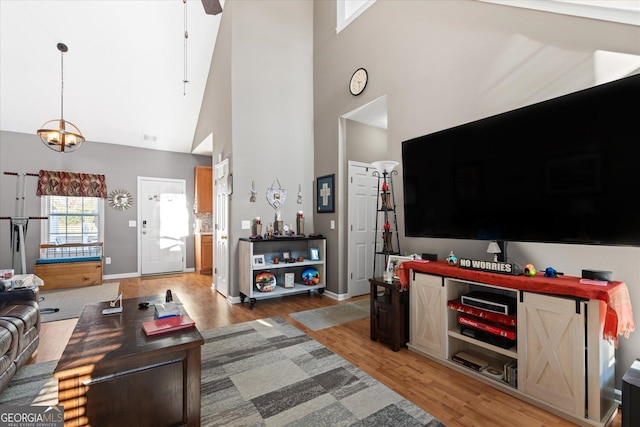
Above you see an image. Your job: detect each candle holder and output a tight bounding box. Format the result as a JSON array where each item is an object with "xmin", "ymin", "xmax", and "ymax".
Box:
[
  {"xmin": 380, "ymin": 191, "xmax": 391, "ymax": 210},
  {"xmin": 274, "ymin": 221, "xmax": 283, "ymax": 235},
  {"xmin": 296, "ymin": 217, "xmax": 305, "ymax": 236},
  {"xmin": 382, "ymin": 231, "xmax": 394, "ymax": 252}
]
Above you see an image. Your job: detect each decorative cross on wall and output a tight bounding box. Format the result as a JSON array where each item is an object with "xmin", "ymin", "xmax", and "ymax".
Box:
[{"xmin": 320, "ymin": 183, "xmax": 331, "ymax": 207}]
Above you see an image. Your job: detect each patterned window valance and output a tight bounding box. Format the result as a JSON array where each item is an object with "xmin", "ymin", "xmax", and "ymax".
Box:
[{"xmin": 36, "ymin": 170, "xmax": 108, "ymax": 198}]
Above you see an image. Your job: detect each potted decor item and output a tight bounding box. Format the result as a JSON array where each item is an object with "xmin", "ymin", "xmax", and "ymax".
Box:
[
  {"xmin": 253, "ymin": 217, "xmax": 262, "ymax": 237},
  {"xmin": 296, "ymin": 211, "xmax": 305, "ymax": 236},
  {"xmin": 382, "ymin": 221, "xmax": 393, "ymax": 252},
  {"xmin": 380, "ymin": 181, "xmax": 391, "ymax": 210}
]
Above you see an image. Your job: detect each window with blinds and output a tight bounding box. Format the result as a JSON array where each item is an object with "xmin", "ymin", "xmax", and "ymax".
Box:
[{"xmin": 41, "ymin": 196, "xmax": 104, "ymax": 245}]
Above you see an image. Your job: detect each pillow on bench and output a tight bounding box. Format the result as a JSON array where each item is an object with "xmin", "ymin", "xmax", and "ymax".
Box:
[{"xmin": 35, "ymin": 256, "xmax": 101, "ymax": 265}]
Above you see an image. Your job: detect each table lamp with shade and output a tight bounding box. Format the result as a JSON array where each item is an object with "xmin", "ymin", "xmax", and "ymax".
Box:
[{"xmin": 487, "ymin": 240, "xmax": 501, "ymax": 262}]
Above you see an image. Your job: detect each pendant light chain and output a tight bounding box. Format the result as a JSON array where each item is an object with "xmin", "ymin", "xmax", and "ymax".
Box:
[
  {"xmin": 60, "ymin": 46, "xmax": 64, "ymax": 123},
  {"xmin": 183, "ymin": 0, "xmax": 189, "ymax": 97}
]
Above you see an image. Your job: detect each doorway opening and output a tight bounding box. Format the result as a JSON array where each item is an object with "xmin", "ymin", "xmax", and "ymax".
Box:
[{"xmin": 342, "ymin": 95, "xmax": 388, "ymax": 297}]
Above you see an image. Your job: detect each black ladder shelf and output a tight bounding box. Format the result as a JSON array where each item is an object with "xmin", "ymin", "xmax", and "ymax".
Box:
[{"xmin": 372, "ymin": 167, "xmax": 400, "ymax": 277}]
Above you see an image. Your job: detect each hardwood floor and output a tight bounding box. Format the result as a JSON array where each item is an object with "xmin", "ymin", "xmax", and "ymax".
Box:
[{"xmin": 32, "ymin": 273, "xmax": 622, "ymax": 427}]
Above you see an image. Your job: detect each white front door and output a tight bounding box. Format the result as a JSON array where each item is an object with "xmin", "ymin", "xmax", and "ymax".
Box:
[
  {"xmin": 348, "ymin": 162, "xmax": 378, "ymax": 296},
  {"xmin": 139, "ymin": 177, "xmax": 187, "ymax": 275},
  {"xmin": 214, "ymin": 158, "xmax": 230, "ymax": 297}
]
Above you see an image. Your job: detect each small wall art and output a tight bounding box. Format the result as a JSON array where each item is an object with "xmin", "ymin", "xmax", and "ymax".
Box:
[
  {"xmin": 316, "ymin": 174, "xmax": 335, "ymax": 213},
  {"xmin": 266, "ymin": 178, "xmax": 286, "ymax": 209}
]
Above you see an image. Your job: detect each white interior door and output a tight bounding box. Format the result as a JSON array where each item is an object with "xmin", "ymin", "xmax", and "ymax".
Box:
[
  {"xmin": 214, "ymin": 158, "xmax": 230, "ymax": 297},
  {"xmin": 348, "ymin": 162, "xmax": 378, "ymax": 296},
  {"xmin": 139, "ymin": 177, "xmax": 187, "ymax": 275}
]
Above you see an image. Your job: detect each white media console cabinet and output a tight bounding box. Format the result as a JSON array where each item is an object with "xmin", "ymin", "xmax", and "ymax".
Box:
[{"xmin": 405, "ymin": 260, "xmax": 633, "ymax": 427}]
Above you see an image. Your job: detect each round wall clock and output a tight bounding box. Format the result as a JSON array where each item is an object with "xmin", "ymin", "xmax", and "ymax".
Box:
[
  {"xmin": 108, "ymin": 189, "xmax": 133, "ymax": 210},
  {"xmin": 349, "ymin": 68, "xmax": 368, "ymax": 96}
]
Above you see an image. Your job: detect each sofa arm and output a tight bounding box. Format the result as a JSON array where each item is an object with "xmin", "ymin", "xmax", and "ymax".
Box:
[{"xmin": 0, "ymin": 287, "xmax": 40, "ymax": 305}]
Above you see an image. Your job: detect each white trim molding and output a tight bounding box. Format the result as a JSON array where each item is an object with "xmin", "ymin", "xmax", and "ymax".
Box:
[{"xmin": 478, "ymin": 0, "xmax": 640, "ymax": 26}]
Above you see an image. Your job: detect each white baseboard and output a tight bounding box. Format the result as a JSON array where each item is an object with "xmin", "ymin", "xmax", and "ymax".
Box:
[
  {"xmin": 103, "ymin": 272, "xmax": 139, "ymax": 281},
  {"xmin": 105, "ymin": 268, "xmax": 195, "ymax": 281}
]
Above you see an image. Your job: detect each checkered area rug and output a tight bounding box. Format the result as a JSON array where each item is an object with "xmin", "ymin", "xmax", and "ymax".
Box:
[
  {"xmin": 1, "ymin": 317, "xmax": 446, "ymax": 426},
  {"xmin": 200, "ymin": 317, "xmax": 446, "ymax": 426}
]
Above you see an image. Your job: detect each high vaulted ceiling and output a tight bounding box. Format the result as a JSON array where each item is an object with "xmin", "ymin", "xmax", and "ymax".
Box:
[{"xmin": 0, "ymin": 0, "xmax": 222, "ymax": 155}]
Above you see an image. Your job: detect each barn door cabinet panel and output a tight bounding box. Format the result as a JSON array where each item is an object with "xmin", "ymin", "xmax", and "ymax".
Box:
[{"xmin": 408, "ymin": 272, "xmax": 446, "ymax": 359}]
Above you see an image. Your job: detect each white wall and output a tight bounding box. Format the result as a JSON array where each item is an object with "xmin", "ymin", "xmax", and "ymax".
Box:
[{"xmin": 228, "ymin": 0, "xmax": 315, "ymax": 298}]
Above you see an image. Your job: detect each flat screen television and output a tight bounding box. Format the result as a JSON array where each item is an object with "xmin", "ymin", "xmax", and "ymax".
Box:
[{"xmin": 402, "ymin": 74, "xmax": 640, "ymax": 246}]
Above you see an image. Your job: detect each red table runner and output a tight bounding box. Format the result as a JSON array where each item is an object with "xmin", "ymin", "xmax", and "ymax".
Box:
[{"xmin": 404, "ymin": 260, "xmax": 635, "ymax": 348}]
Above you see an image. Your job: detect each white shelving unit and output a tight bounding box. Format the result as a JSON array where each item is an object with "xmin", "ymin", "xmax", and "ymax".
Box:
[{"xmin": 238, "ymin": 237, "xmax": 326, "ymax": 309}]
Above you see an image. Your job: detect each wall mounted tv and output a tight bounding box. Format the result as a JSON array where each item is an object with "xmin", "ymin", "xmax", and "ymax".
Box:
[{"xmin": 402, "ymin": 74, "xmax": 640, "ymax": 246}]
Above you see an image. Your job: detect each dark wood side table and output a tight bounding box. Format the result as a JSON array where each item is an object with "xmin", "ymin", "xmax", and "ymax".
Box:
[{"xmin": 369, "ymin": 277, "xmax": 409, "ymax": 352}]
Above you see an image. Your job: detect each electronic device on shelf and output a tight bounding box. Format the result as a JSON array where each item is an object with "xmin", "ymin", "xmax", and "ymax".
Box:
[
  {"xmin": 451, "ymin": 351, "xmax": 489, "ymax": 371},
  {"xmin": 460, "ymin": 325, "xmax": 516, "ymax": 349},
  {"xmin": 460, "ymin": 291, "xmax": 516, "ymax": 315}
]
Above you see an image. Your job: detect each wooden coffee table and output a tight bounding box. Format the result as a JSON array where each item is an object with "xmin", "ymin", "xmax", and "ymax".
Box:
[{"xmin": 54, "ymin": 294, "xmax": 203, "ymax": 427}]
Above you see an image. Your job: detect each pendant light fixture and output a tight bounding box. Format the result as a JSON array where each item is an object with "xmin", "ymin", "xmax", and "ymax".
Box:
[{"xmin": 37, "ymin": 42, "xmax": 85, "ymax": 153}]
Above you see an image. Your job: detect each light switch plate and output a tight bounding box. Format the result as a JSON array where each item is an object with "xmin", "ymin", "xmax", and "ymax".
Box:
[
  {"xmin": 241, "ymin": 220, "xmax": 251, "ymax": 230},
  {"xmin": 129, "ymin": 220, "xmax": 136, "ymax": 227},
  {"xmin": 330, "ymin": 220, "xmax": 335, "ymax": 229}
]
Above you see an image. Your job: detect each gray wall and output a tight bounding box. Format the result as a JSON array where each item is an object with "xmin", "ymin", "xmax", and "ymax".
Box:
[
  {"xmin": 345, "ymin": 119, "xmax": 387, "ymax": 164},
  {"xmin": 192, "ymin": 0, "xmax": 232, "ymax": 156},
  {"xmin": 312, "ymin": 1, "xmax": 639, "ymax": 388},
  {"xmin": 0, "ymin": 131, "xmax": 211, "ymax": 277}
]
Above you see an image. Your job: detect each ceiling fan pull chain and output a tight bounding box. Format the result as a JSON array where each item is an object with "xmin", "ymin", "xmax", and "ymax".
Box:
[{"xmin": 183, "ymin": 0, "xmax": 189, "ymax": 97}]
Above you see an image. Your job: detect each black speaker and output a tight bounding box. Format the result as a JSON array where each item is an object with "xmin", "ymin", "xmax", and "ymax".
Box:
[
  {"xmin": 622, "ymin": 360, "xmax": 640, "ymax": 427},
  {"xmin": 582, "ymin": 269, "xmax": 613, "ymax": 282}
]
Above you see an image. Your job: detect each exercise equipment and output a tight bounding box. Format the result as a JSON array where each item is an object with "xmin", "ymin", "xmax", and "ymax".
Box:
[{"xmin": 1, "ymin": 172, "xmax": 47, "ymax": 274}]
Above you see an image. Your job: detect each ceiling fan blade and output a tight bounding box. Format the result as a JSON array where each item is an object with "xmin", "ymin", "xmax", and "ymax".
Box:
[{"xmin": 201, "ymin": 0, "xmax": 223, "ymax": 15}]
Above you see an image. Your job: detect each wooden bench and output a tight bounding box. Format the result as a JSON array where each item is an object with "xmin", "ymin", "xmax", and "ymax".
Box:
[{"xmin": 34, "ymin": 243, "xmax": 103, "ymax": 290}]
